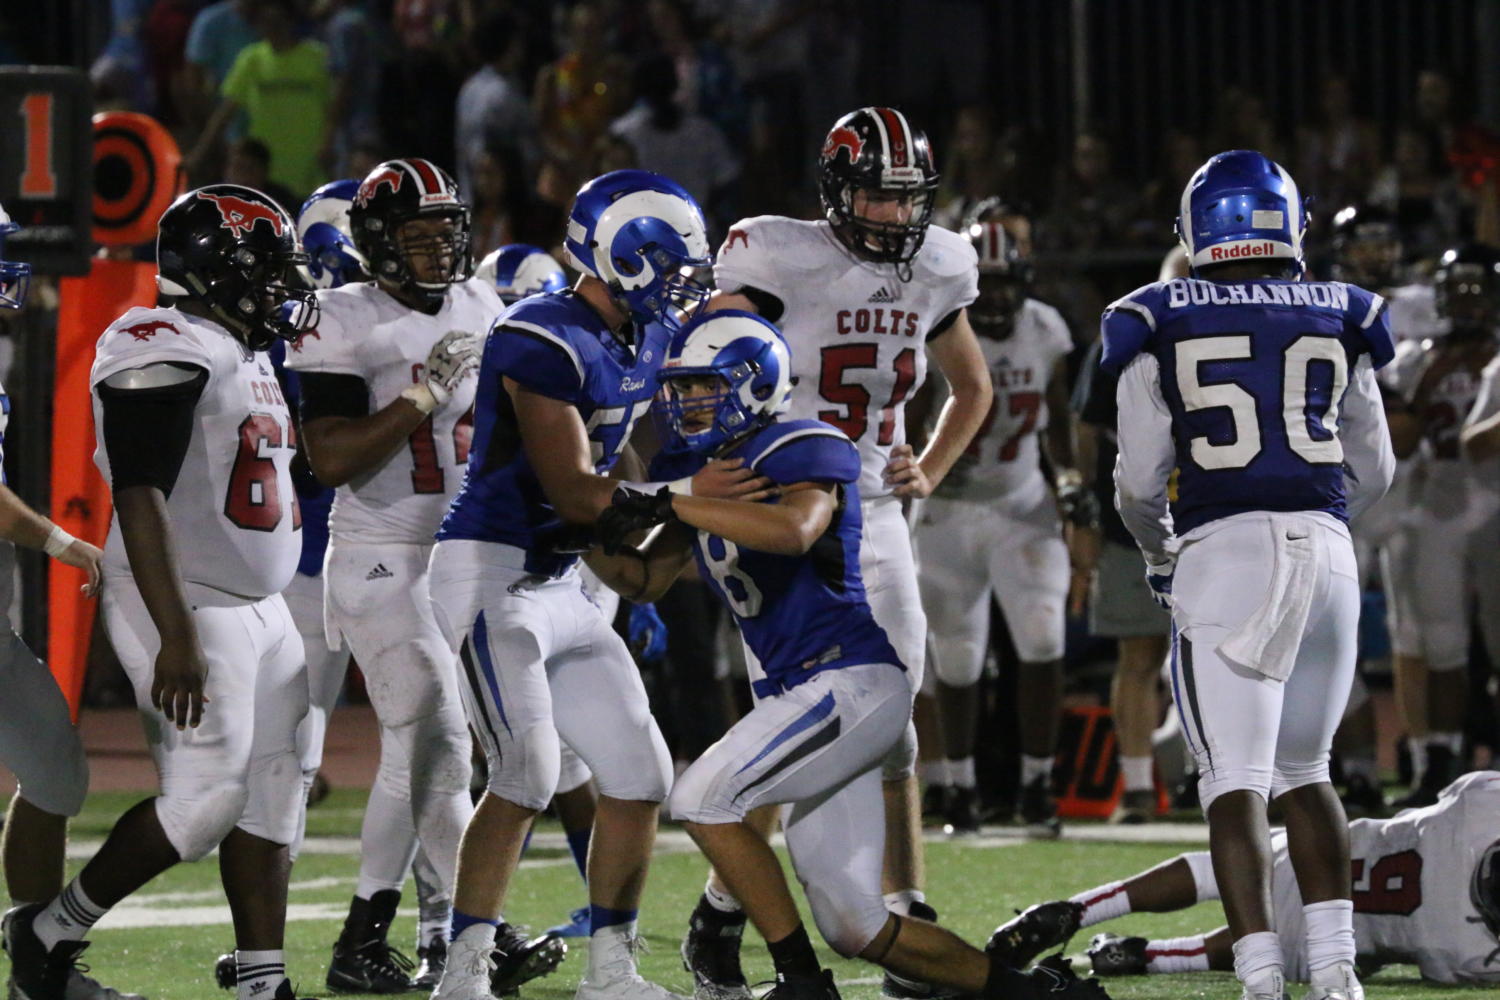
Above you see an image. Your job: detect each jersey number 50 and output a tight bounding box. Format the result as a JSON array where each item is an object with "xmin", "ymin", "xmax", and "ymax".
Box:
[{"xmin": 1177, "ymin": 335, "xmax": 1349, "ymax": 470}]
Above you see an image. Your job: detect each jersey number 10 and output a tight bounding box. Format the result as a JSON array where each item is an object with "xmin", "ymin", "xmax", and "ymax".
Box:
[{"xmin": 1176, "ymin": 335, "xmax": 1349, "ymax": 470}]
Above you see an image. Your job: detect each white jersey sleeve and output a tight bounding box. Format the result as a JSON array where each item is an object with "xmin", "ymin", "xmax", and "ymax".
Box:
[
  {"xmin": 1379, "ymin": 337, "xmax": 1428, "ymax": 404},
  {"xmin": 91, "ymin": 306, "xmax": 221, "ymax": 386},
  {"xmin": 1341, "ymin": 355, "xmax": 1396, "ymax": 522},
  {"xmin": 1113, "ymin": 352, "xmax": 1175, "ymax": 562},
  {"xmin": 713, "ymin": 215, "xmax": 801, "ymax": 299},
  {"xmin": 283, "ymin": 284, "xmax": 377, "ymax": 377},
  {"xmin": 1466, "ymin": 354, "xmax": 1500, "ymax": 427},
  {"xmin": 914, "ymin": 224, "xmax": 980, "ymax": 323},
  {"xmin": 1386, "ymin": 282, "xmax": 1447, "ymax": 341}
]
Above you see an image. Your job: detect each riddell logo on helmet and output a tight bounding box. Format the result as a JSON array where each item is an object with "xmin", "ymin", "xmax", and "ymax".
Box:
[
  {"xmin": 356, "ymin": 167, "xmax": 403, "ymax": 207},
  {"xmin": 196, "ymin": 191, "xmax": 284, "ymax": 238},
  {"xmin": 1209, "ymin": 241, "xmax": 1277, "ymax": 261},
  {"xmin": 823, "ymin": 126, "xmax": 865, "ymax": 163}
]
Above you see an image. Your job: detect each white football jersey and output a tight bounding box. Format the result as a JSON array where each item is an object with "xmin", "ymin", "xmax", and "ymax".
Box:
[
  {"xmin": 1386, "ymin": 282, "xmax": 1446, "ymax": 341},
  {"xmin": 714, "ymin": 216, "xmax": 978, "ymax": 500},
  {"xmin": 1348, "ymin": 770, "xmax": 1500, "ymax": 984},
  {"xmin": 91, "ymin": 306, "xmax": 299, "ymax": 600},
  {"xmin": 932, "ymin": 298, "xmax": 1070, "ymax": 505},
  {"xmin": 285, "ymin": 278, "xmax": 501, "ymax": 544}
]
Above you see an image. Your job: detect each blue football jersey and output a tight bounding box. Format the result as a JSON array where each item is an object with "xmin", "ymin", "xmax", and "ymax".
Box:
[
  {"xmin": 270, "ymin": 341, "xmax": 332, "ymax": 577},
  {"xmin": 652, "ymin": 419, "xmax": 903, "ymax": 697},
  {"xmin": 439, "ymin": 290, "xmax": 671, "ymax": 575},
  {"xmin": 1100, "ymin": 277, "xmax": 1395, "ymax": 534}
]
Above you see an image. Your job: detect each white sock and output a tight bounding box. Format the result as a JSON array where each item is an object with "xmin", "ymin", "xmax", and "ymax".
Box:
[
  {"xmin": 1021, "ymin": 754, "xmax": 1054, "ymax": 786},
  {"xmin": 354, "ymin": 779, "xmax": 420, "ymax": 900},
  {"xmin": 1406, "ymin": 737, "xmax": 1428, "ymax": 783},
  {"xmin": 882, "ymin": 889, "xmax": 926, "ymax": 916},
  {"xmin": 1120, "ymin": 755, "xmax": 1153, "ymax": 793},
  {"xmin": 589, "ymin": 921, "xmax": 638, "ymax": 978},
  {"xmin": 1303, "ymin": 899, "xmax": 1355, "ymax": 972},
  {"xmin": 704, "ymin": 880, "xmax": 742, "ymax": 913},
  {"xmin": 1070, "ymin": 881, "xmax": 1130, "ymax": 928},
  {"xmin": 920, "ymin": 759, "xmax": 951, "ymax": 788},
  {"xmin": 1144, "ymin": 936, "xmax": 1210, "ymax": 973},
  {"xmin": 35, "ymin": 879, "xmax": 106, "ymax": 950},
  {"xmin": 235, "ymin": 949, "xmax": 286, "ymax": 1000},
  {"xmin": 949, "ymin": 757, "xmax": 976, "ymax": 789},
  {"xmin": 1232, "ymin": 931, "xmax": 1284, "ymax": 991}
]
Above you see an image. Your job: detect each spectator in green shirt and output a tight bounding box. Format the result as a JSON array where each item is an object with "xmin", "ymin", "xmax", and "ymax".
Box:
[{"xmin": 188, "ymin": 0, "xmax": 334, "ymax": 201}]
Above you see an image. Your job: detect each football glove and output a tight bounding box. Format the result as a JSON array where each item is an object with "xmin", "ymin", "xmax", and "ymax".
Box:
[
  {"xmin": 1144, "ymin": 556, "xmax": 1175, "ymax": 610},
  {"xmin": 404, "ymin": 329, "xmax": 481, "ymax": 413},
  {"xmin": 596, "ymin": 485, "xmax": 677, "ymax": 556},
  {"xmin": 628, "ymin": 602, "xmax": 669, "ymax": 662},
  {"xmin": 1056, "ymin": 479, "xmax": 1101, "ymax": 529}
]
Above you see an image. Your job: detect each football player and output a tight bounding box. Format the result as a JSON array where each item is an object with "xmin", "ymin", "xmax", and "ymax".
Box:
[
  {"xmin": 914, "ymin": 213, "xmax": 1082, "ymax": 835},
  {"xmin": 690, "ymin": 105, "xmax": 991, "ymax": 1000},
  {"xmin": 1103, "ymin": 151, "xmax": 1396, "ymax": 1000},
  {"xmin": 586, "ymin": 309, "xmax": 1106, "ymax": 1000},
  {"xmin": 0, "ymin": 208, "xmax": 134, "ymax": 1000},
  {"xmin": 7, "ymin": 185, "xmax": 317, "ymax": 1000},
  {"xmin": 1382, "ymin": 243, "xmax": 1500, "ymax": 807},
  {"xmin": 286, "ymin": 159, "xmax": 569, "ymax": 995},
  {"xmin": 994, "ymin": 771, "xmax": 1500, "ymax": 987},
  {"xmin": 475, "ymin": 244, "xmax": 569, "ymax": 300},
  {"xmin": 427, "ymin": 169, "xmax": 759, "ymax": 1000}
]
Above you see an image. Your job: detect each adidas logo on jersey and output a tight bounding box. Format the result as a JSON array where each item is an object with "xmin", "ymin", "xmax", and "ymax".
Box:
[
  {"xmin": 868, "ymin": 285, "xmax": 898, "ymax": 303},
  {"xmin": 365, "ymin": 563, "xmax": 394, "ymax": 581}
]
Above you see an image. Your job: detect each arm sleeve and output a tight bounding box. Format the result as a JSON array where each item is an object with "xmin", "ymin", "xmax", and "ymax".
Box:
[
  {"xmin": 1341, "ymin": 354, "xmax": 1397, "ymax": 522},
  {"xmin": 489, "ymin": 321, "xmax": 586, "ymax": 403},
  {"xmin": 926, "ymin": 308, "xmax": 962, "ymax": 341},
  {"xmin": 298, "ymin": 371, "xmax": 370, "ymax": 423},
  {"xmin": 1112, "ymin": 353, "xmax": 1176, "ymax": 562},
  {"xmin": 97, "ymin": 367, "xmax": 209, "ymax": 497}
]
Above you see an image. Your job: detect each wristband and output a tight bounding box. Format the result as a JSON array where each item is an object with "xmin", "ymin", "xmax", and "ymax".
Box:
[
  {"xmin": 44, "ymin": 523, "xmax": 76, "ymax": 558},
  {"xmin": 400, "ymin": 383, "xmax": 438, "ymax": 415},
  {"xmin": 617, "ymin": 477, "xmax": 693, "ymax": 498}
]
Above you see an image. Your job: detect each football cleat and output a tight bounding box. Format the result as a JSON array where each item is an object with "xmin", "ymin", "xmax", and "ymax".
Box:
[
  {"xmin": 4, "ymin": 902, "xmax": 76, "ymax": 1000},
  {"xmin": 2, "ymin": 908, "xmax": 146, "ymax": 1000},
  {"xmin": 1085, "ymin": 934, "xmax": 1147, "ymax": 976},
  {"xmin": 681, "ymin": 904, "xmax": 752, "ymax": 1000},
  {"xmin": 1303, "ymin": 962, "xmax": 1363, "ymax": 1000},
  {"xmin": 489, "ymin": 924, "xmax": 565, "ymax": 995},
  {"xmin": 881, "ymin": 902, "xmax": 956, "ymax": 1000},
  {"xmin": 431, "ymin": 929, "xmax": 495, "ymax": 1000},
  {"xmin": 413, "ymin": 937, "xmax": 446, "ymax": 991},
  {"xmin": 326, "ymin": 939, "xmax": 416, "ymax": 993},
  {"xmin": 762, "ymin": 971, "xmax": 840, "ymax": 1000},
  {"xmin": 986, "ymin": 901, "xmax": 1084, "ymax": 969},
  {"xmin": 920, "ymin": 784, "xmax": 948, "ymax": 823},
  {"xmin": 545, "ymin": 906, "xmax": 592, "ymax": 940},
  {"xmin": 1019, "ymin": 776, "xmax": 1061, "ymax": 838},
  {"xmin": 942, "ymin": 787, "xmax": 981, "ymax": 836},
  {"xmin": 577, "ymin": 942, "xmax": 686, "ymax": 1000},
  {"xmin": 1108, "ymin": 790, "xmax": 1155, "ymax": 825},
  {"xmin": 213, "ymin": 953, "xmax": 236, "ymax": 990},
  {"xmin": 270, "ymin": 982, "xmax": 318, "ymax": 1000},
  {"xmin": 1238, "ymin": 965, "xmax": 1288, "ymax": 1000}
]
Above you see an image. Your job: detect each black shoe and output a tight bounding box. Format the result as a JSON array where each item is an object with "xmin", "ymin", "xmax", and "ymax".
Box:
[
  {"xmin": 214, "ymin": 953, "xmax": 236, "ymax": 990},
  {"xmin": 1340, "ymin": 773, "xmax": 1386, "ymax": 818},
  {"xmin": 942, "ymin": 787, "xmax": 981, "ymax": 836},
  {"xmin": 413, "ymin": 937, "xmax": 446, "ymax": 991},
  {"xmin": 1019, "ymin": 777, "xmax": 1061, "ymax": 838},
  {"xmin": 921, "ymin": 784, "xmax": 949, "ymax": 824},
  {"xmin": 490, "ymin": 923, "xmax": 566, "ymax": 995},
  {"xmin": 1394, "ymin": 744, "xmax": 1455, "ymax": 809},
  {"xmin": 881, "ymin": 903, "xmax": 959, "ymax": 1000},
  {"xmin": 682, "ymin": 901, "xmax": 752, "ymax": 1000},
  {"xmin": 764, "ymin": 970, "xmax": 840, "ymax": 1000},
  {"xmin": 986, "ymin": 901, "xmax": 1084, "ymax": 969},
  {"xmin": 1172, "ymin": 772, "xmax": 1200, "ymax": 810},
  {"xmin": 4, "ymin": 902, "xmax": 81, "ymax": 1000},
  {"xmin": 1019, "ymin": 956, "xmax": 1109, "ymax": 998},
  {"xmin": 1085, "ymin": 934, "xmax": 1147, "ymax": 976},
  {"xmin": 272, "ymin": 980, "xmax": 321, "ymax": 1000},
  {"xmin": 327, "ymin": 891, "xmax": 416, "ymax": 993},
  {"xmin": 1108, "ymin": 790, "xmax": 1154, "ymax": 825}
]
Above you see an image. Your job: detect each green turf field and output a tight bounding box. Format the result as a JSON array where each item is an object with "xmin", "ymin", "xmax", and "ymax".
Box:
[{"xmin": 9, "ymin": 789, "xmax": 1477, "ymax": 1000}]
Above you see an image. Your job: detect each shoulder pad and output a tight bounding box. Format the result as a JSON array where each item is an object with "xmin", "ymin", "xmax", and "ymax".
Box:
[
  {"xmin": 93, "ymin": 307, "xmax": 218, "ymax": 386},
  {"xmin": 102, "ymin": 361, "xmax": 205, "ymax": 390},
  {"xmin": 1099, "ymin": 283, "xmax": 1164, "ymax": 374},
  {"xmin": 718, "ymin": 216, "xmax": 830, "ymax": 276},
  {"xmin": 914, "ymin": 224, "xmax": 980, "ymax": 280},
  {"xmin": 741, "ymin": 420, "xmax": 860, "ymax": 485}
]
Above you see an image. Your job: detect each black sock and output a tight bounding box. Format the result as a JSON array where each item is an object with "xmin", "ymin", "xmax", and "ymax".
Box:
[
  {"xmin": 767, "ymin": 924, "xmax": 820, "ymax": 979},
  {"xmin": 692, "ymin": 893, "xmax": 747, "ymax": 931},
  {"xmin": 907, "ymin": 900, "xmax": 937, "ymax": 922},
  {"xmin": 338, "ymin": 896, "xmax": 373, "ymax": 948}
]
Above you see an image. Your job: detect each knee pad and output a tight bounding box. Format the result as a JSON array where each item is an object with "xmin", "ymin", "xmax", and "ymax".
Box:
[
  {"xmin": 668, "ymin": 755, "xmax": 742, "ymax": 824},
  {"xmin": 238, "ymin": 745, "xmax": 306, "ymax": 847},
  {"xmin": 1270, "ymin": 757, "xmax": 1332, "ymax": 801},
  {"xmin": 556, "ymin": 743, "xmax": 592, "ymax": 795},
  {"xmin": 485, "ymin": 722, "xmax": 562, "ymax": 812},
  {"xmin": 879, "ymin": 719, "xmax": 917, "ymax": 782},
  {"xmin": 804, "ymin": 880, "xmax": 886, "ymax": 958},
  {"xmin": 156, "ymin": 779, "xmax": 250, "ymax": 861},
  {"xmin": 1195, "ymin": 763, "xmax": 1272, "ymax": 813},
  {"xmin": 1183, "ymin": 850, "xmax": 1219, "ymax": 901},
  {"xmin": 402, "ymin": 711, "xmax": 473, "ymax": 799},
  {"xmin": 589, "ymin": 718, "xmax": 672, "ymax": 804}
]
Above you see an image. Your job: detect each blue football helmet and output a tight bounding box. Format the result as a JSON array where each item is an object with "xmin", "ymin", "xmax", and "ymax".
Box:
[
  {"xmin": 657, "ymin": 309, "xmax": 792, "ymax": 454},
  {"xmin": 476, "ymin": 244, "xmax": 567, "ymax": 304},
  {"xmin": 298, "ymin": 179, "xmax": 368, "ymax": 289},
  {"xmin": 1176, "ymin": 150, "xmax": 1307, "ymax": 276},
  {"xmin": 0, "ymin": 203, "xmax": 31, "ymax": 309},
  {"xmin": 563, "ymin": 169, "xmax": 710, "ymax": 329}
]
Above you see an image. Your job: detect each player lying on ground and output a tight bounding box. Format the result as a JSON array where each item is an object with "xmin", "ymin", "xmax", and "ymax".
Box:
[
  {"xmin": 586, "ymin": 309, "xmax": 1106, "ymax": 1000},
  {"xmin": 988, "ymin": 771, "xmax": 1500, "ymax": 986}
]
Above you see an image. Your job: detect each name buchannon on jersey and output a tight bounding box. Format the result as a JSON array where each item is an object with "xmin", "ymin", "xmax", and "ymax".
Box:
[{"xmin": 1165, "ymin": 278, "xmax": 1352, "ymax": 311}]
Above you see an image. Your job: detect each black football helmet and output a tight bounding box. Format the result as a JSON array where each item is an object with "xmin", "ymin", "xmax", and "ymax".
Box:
[
  {"xmin": 1330, "ymin": 204, "xmax": 1402, "ymax": 290},
  {"xmin": 818, "ymin": 107, "xmax": 938, "ymax": 272},
  {"xmin": 1434, "ymin": 242, "xmax": 1500, "ymax": 337},
  {"xmin": 1475, "ymin": 838, "xmax": 1500, "ymax": 941},
  {"xmin": 966, "ymin": 209, "xmax": 1033, "ymax": 341},
  {"xmin": 349, "ymin": 157, "xmax": 471, "ymax": 310},
  {"xmin": 156, "ymin": 184, "xmax": 318, "ymax": 351}
]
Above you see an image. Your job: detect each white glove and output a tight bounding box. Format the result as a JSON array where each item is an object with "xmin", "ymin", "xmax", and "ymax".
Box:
[{"xmin": 403, "ymin": 329, "xmax": 481, "ymax": 413}]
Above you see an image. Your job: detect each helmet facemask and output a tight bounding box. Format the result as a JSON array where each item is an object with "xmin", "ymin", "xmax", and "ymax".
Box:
[
  {"xmin": 826, "ymin": 182, "xmax": 937, "ymax": 271},
  {"xmin": 659, "ymin": 361, "xmax": 770, "ymax": 455},
  {"xmin": 1436, "ymin": 262, "xmax": 1500, "ymax": 337},
  {"xmin": 211, "ymin": 245, "xmax": 319, "ymax": 351},
  {"xmin": 971, "ymin": 270, "xmax": 1027, "ymax": 340},
  {"xmin": 372, "ymin": 210, "xmax": 472, "ymax": 310},
  {"xmin": 0, "ymin": 221, "xmax": 31, "ymax": 310}
]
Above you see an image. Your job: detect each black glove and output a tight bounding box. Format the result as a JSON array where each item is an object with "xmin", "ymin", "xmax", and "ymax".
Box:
[
  {"xmin": 596, "ymin": 485, "xmax": 677, "ymax": 556},
  {"xmin": 1056, "ymin": 481, "xmax": 1101, "ymax": 530}
]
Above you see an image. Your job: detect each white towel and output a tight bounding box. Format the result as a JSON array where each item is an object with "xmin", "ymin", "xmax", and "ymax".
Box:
[{"xmin": 1216, "ymin": 515, "xmax": 1317, "ymax": 682}]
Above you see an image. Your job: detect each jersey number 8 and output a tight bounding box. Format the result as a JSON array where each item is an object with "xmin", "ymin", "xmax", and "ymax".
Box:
[{"xmin": 1176, "ymin": 335, "xmax": 1349, "ymax": 471}]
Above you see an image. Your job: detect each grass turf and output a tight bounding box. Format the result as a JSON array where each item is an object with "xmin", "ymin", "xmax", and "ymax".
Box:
[{"xmin": 5, "ymin": 789, "xmax": 1478, "ymax": 1000}]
